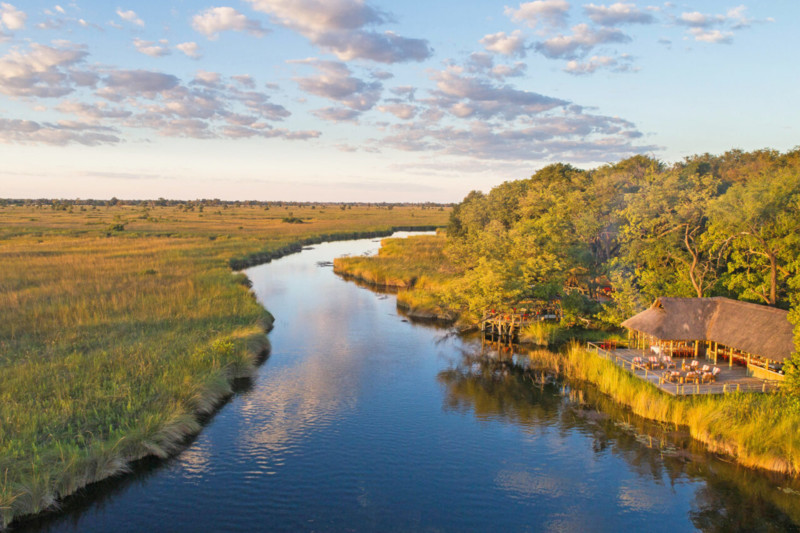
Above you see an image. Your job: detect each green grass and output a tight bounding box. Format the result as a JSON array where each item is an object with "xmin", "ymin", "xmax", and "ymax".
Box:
[
  {"xmin": 0, "ymin": 203, "xmax": 450, "ymax": 528},
  {"xmin": 530, "ymin": 344, "xmax": 800, "ymax": 476}
]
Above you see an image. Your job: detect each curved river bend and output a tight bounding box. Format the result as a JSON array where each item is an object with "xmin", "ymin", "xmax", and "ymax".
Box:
[{"xmin": 18, "ymin": 235, "xmax": 800, "ymax": 532}]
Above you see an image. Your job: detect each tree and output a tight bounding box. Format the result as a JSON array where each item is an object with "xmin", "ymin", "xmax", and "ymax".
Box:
[{"xmin": 708, "ymin": 168, "xmax": 800, "ymax": 306}]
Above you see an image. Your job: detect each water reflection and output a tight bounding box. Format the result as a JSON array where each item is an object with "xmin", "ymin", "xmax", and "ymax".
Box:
[{"xmin": 437, "ymin": 343, "xmax": 800, "ymax": 531}]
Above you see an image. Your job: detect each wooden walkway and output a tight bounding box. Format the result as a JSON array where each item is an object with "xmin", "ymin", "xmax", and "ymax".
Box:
[{"xmin": 587, "ymin": 343, "xmax": 780, "ymax": 396}]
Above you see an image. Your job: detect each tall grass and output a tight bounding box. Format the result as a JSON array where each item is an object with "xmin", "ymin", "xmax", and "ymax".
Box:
[
  {"xmin": 0, "ymin": 203, "xmax": 449, "ymax": 528},
  {"xmin": 531, "ymin": 344, "xmax": 800, "ymax": 476}
]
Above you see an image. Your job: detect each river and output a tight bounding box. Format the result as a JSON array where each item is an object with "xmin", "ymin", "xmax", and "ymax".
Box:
[{"xmin": 17, "ymin": 234, "xmax": 800, "ymax": 532}]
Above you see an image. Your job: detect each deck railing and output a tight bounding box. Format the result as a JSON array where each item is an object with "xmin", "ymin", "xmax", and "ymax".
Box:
[{"xmin": 585, "ymin": 342, "xmax": 780, "ymax": 396}]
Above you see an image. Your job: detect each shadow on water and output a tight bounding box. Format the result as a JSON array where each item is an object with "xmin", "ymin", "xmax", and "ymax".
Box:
[{"xmin": 437, "ymin": 343, "xmax": 800, "ymax": 532}]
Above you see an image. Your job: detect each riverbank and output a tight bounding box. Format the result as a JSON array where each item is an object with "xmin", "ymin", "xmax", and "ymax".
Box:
[
  {"xmin": 0, "ymin": 203, "xmax": 449, "ymax": 529},
  {"xmin": 334, "ymin": 233, "xmax": 800, "ymax": 478},
  {"xmin": 528, "ymin": 345, "xmax": 800, "ymax": 476}
]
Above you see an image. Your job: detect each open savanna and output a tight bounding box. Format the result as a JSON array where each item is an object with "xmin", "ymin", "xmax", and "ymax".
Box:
[{"xmin": 0, "ymin": 202, "xmax": 449, "ymax": 527}]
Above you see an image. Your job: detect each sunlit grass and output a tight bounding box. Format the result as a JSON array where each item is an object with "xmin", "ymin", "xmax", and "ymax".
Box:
[
  {"xmin": 0, "ymin": 203, "xmax": 449, "ymax": 527},
  {"xmin": 531, "ymin": 344, "xmax": 800, "ymax": 476}
]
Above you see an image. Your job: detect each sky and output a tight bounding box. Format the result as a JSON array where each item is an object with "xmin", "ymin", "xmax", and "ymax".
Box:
[{"xmin": 0, "ymin": 1, "xmax": 797, "ymax": 202}]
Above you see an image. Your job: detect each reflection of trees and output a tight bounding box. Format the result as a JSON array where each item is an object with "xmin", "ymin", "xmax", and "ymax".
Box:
[{"xmin": 437, "ymin": 348, "xmax": 800, "ymax": 531}]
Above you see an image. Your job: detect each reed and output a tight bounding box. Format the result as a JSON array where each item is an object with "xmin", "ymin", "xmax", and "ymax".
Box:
[
  {"xmin": 530, "ymin": 344, "xmax": 800, "ymax": 476},
  {"xmin": 0, "ymin": 203, "xmax": 450, "ymax": 528}
]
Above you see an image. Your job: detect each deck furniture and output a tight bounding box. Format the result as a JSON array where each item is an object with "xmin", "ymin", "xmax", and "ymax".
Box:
[
  {"xmin": 685, "ymin": 371, "xmax": 700, "ymax": 384},
  {"xmin": 661, "ymin": 356, "xmax": 676, "ymax": 369}
]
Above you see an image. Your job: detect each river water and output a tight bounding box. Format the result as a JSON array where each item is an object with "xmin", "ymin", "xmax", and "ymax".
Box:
[{"xmin": 18, "ymin": 235, "xmax": 800, "ymax": 532}]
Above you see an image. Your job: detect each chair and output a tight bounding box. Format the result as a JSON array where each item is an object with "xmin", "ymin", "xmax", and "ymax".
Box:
[
  {"xmin": 690, "ymin": 360, "xmax": 699, "ymax": 370},
  {"xmin": 701, "ymin": 365, "xmax": 710, "ymax": 373},
  {"xmin": 662, "ymin": 356, "xmax": 676, "ymax": 369}
]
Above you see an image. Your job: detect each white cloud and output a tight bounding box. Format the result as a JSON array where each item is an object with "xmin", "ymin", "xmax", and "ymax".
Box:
[
  {"xmin": 116, "ymin": 8, "xmax": 144, "ymax": 27},
  {"xmin": 535, "ymin": 23, "xmax": 629, "ymax": 58},
  {"xmin": 480, "ymin": 30, "xmax": 527, "ymax": 57},
  {"xmin": 191, "ymin": 7, "xmax": 267, "ymax": 40},
  {"xmin": 677, "ymin": 11, "xmax": 722, "ymax": 28},
  {"xmin": 564, "ymin": 54, "xmax": 633, "ymax": 74},
  {"xmin": 583, "ymin": 3, "xmax": 654, "ymax": 26},
  {"xmin": 0, "ymin": 42, "xmax": 89, "ymax": 97},
  {"xmin": 688, "ymin": 28, "xmax": 732, "ymax": 44},
  {"xmin": 176, "ymin": 42, "xmax": 201, "ymax": 59},
  {"xmin": 504, "ymin": 0, "xmax": 570, "ymax": 30},
  {"xmin": 133, "ymin": 38, "xmax": 170, "ymax": 58},
  {"xmin": 0, "ymin": 3, "xmax": 26, "ymax": 30},
  {"xmin": 246, "ymin": 0, "xmax": 431, "ymax": 63}
]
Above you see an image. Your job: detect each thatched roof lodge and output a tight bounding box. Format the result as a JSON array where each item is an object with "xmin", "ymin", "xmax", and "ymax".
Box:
[{"xmin": 622, "ymin": 297, "xmax": 794, "ymax": 381}]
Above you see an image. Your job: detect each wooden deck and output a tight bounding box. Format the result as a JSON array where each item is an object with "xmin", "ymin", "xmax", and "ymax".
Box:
[{"xmin": 587, "ymin": 343, "xmax": 780, "ymax": 396}]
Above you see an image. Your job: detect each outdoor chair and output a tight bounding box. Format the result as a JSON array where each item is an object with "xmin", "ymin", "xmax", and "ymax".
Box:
[
  {"xmin": 662, "ymin": 356, "xmax": 676, "ymax": 369},
  {"xmin": 690, "ymin": 360, "xmax": 699, "ymax": 369},
  {"xmin": 701, "ymin": 365, "xmax": 710, "ymax": 373}
]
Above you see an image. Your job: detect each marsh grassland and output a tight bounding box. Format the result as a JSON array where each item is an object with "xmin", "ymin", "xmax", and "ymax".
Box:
[{"xmin": 0, "ymin": 202, "xmax": 448, "ymax": 527}]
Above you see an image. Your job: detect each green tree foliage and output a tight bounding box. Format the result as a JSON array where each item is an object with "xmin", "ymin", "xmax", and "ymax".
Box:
[{"xmin": 443, "ymin": 149, "xmax": 800, "ymax": 335}]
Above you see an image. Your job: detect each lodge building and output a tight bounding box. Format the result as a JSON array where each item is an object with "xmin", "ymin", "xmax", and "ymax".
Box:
[{"xmin": 622, "ymin": 297, "xmax": 794, "ymax": 381}]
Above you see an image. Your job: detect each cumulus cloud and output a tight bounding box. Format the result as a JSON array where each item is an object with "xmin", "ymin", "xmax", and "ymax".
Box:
[
  {"xmin": 133, "ymin": 38, "xmax": 170, "ymax": 58},
  {"xmin": 480, "ymin": 30, "xmax": 527, "ymax": 57},
  {"xmin": 677, "ymin": 11, "xmax": 723, "ymax": 28},
  {"xmin": 246, "ymin": 0, "xmax": 432, "ymax": 63},
  {"xmin": 0, "ymin": 42, "xmax": 89, "ymax": 97},
  {"xmin": 101, "ymin": 69, "xmax": 179, "ymax": 98},
  {"xmin": 191, "ymin": 7, "xmax": 267, "ymax": 40},
  {"xmin": 176, "ymin": 42, "xmax": 201, "ymax": 59},
  {"xmin": 116, "ymin": 8, "xmax": 144, "ymax": 27},
  {"xmin": 56, "ymin": 100, "xmax": 132, "ymax": 122},
  {"xmin": 504, "ymin": 0, "xmax": 570, "ymax": 30},
  {"xmin": 0, "ymin": 3, "xmax": 26, "ymax": 30},
  {"xmin": 292, "ymin": 59, "xmax": 382, "ymax": 119},
  {"xmin": 535, "ymin": 23, "xmax": 630, "ymax": 58},
  {"xmin": 583, "ymin": 3, "xmax": 654, "ymax": 26}
]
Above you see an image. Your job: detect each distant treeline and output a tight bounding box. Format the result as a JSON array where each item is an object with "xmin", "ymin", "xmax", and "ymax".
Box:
[
  {"xmin": 0, "ymin": 198, "xmax": 452, "ymax": 209},
  {"xmin": 445, "ymin": 148, "xmax": 800, "ymax": 329}
]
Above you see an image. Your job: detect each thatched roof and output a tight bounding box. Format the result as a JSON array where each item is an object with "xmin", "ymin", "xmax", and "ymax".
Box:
[{"xmin": 621, "ymin": 297, "xmax": 795, "ymax": 362}]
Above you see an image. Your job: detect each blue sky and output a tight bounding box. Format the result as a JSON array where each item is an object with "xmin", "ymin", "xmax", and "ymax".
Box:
[{"xmin": 0, "ymin": 1, "xmax": 796, "ymax": 202}]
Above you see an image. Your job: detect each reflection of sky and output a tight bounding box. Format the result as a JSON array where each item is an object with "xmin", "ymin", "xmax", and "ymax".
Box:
[{"xmin": 27, "ymin": 234, "xmax": 800, "ymax": 533}]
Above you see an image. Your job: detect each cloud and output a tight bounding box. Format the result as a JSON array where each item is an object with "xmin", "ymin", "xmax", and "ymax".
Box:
[
  {"xmin": 116, "ymin": 8, "xmax": 144, "ymax": 27},
  {"xmin": 535, "ymin": 23, "xmax": 630, "ymax": 58},
  {"xmin": 246, "ymin": 0, "xmax": 432, "ymax": 63},
  {"xmin": 504, "ymin": 0, "xmax": 570, "ymax": 30},
  {"xmin": 0, "ymin": 3, "xmax": 26, "ymax": 30},
  {"xmin": 583, "ymin": 3, "xmax": 654, "ymax": 26},
  {"xmin": 101, "ymin": 69, "xmax": 179, "ymax": 98},
  {"xmin": 676, "ymin": 7, "xmax": 763, "ymax": 43},
  {"xmin": 688, "ymin": 28, "xmax": 732, "ymax": 44},
  {"xmin": 176, "ymin": 41, "xmax": 201, "ymax": 59},
  {"xmin": 133, "ymin": 38, "xmax": 170, "ymax": 58},
  {"xmin": 191, "ymin": 7, "xmax": 267, "ymax": 40},
  {"xmin": 374, "ymin": 109, "xmax": 657, "ymax": 162},
  {"xmin": 0, "ymin": 42, "xmax": 89, "ymax": 97},
  {"xmin": 312, "ymin": 106, "xmax": 361, "ymax": 122},
  {"xmin": 0, "ymin": 117, "xmax": 120, "ymax": 146},
  {"xmin": 677, "ymin": 11, "xmax": 723, "ymax": 28},
  {"xmin": 377, "ymin": 102, "xmax": 417, "ymax": 119},
  {"xmin": 564, "ymin": 54, "xmax": 634, "ymax": 74},
  {"xmin": 480, "ymin": 30, "xmax": 527, "ymax": 57},
  {"xmin": 56, "ymin": 100, "xmax": 133, "ymax": 122},
  {"xmin": 292, "ymin": 59, "xmax": 382, "ymax": 113},
  {"xmin": 231, "ymin": 74, "xmax": 256, "ymax": 88},
  {"xmin": 429, "ymin": 64, "xmax": 567, "ymax": 120}
]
